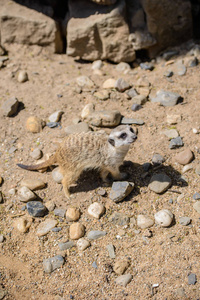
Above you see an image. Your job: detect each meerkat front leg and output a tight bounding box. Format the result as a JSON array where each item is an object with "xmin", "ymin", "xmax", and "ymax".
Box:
[
  {"xmin": 100, "ymin": 168, "xmax": 110, "ymax": 183},
  {"xmin": 108, "ymin": 167, "xmax": 128, "ymax": 181}
]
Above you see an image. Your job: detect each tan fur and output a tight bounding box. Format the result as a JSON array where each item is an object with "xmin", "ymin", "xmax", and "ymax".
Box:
[{"xmin": 17, "ymin": 125, "xmax": 137, "ymax": 198}]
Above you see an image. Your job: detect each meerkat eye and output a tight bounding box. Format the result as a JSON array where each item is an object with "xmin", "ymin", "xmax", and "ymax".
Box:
[{"xmin": 119, "ymin": 132, "xmax": 127, "ymax": 139}]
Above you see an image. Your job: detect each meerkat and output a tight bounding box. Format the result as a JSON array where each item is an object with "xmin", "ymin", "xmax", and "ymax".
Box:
[{"xmin": 17, "ymin": 125, "xmax": 137, "ymax": 198}]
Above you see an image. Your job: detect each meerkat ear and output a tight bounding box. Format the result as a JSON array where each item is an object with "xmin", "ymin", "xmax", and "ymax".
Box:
[{"xmin": 108, "ymin": 138, "xmax": 115, "ymax": 147}]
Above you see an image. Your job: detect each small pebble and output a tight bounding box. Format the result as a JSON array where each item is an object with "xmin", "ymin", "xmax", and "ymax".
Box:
[
  {"xmin": 77, "ymin": 238, "xmax": 91, "ymax": 251},
  {"xmin": 188, "ymin": 273, "xmax": 197, "ymax": 285},
  {"xmin": 30, "ymin": 148, "xmax": 42, "ymax": 160},
  {"xmin": 0, "ymin": 235, "xmax": 4, "ymax": 243},
  {"xmin": 66, "ymin": 207, "xmax": 80, "ymax": 222},
  {"xmin": 97, "ymin": 188, "xmax": 106, "ymax": 196},
  {"xmin": 182, "ymin": 164, "xmax": 193, "ymax": 174},
  {"xmin": 94, "ymin": 90, "xmax": 110, "ymax": 101},
  {"xmin": 26, "ymin": 116, "xmax": 45, "ymax": 133},
  {"xmin": 149, "ymin": 173, "xmax": 171, "ymax": 194},
  {"xmin": 48, "ymin": 111, "xmax": 63, "ymax": 123},
  {"xmin": 45, "ymin": 200, "xmax": 56, "ymax": 212},
  {"xmin": 137, "ymin": 214, "xmax": 154, "ymax": 229},
  {"xmin": 109, "ymin": 181, "xmax": 134, "ymax": 203},
  {"xmin": 13, "ymin": 217, "xmax": 33, "ymax": 233},
  {"xmin": 126, "ymin": 88, "xmax": 138, "ymax": 98},
  {"xmin": 54, "ymin": 208, "xmax": 66, "ymax": 218},
  {"xmin": 2, "ymin": 97, "xmax": 19, "ymax": 117},
  {"xmin": 115, "ymin": 274, "xmax": 133, "ymax": 287},
  {"xmin": 76, "ymin": 76, "xmax": 94, "ymax": 88},
  {"xmin": 43, "ymin": 255, "xmax": 64, "ymax": 273},
  {"xmin": 18, "ymin": 186, "xmax": 36, "ymax": 202},
  {"xmin": 17, "ymin": 70, "xmax": 28, "ymax": 83},
  {"xmin": 121, "ymin": 117, "xmax": 144, "ymax": 125},
  {"xmin": 140, "ymin": 62, "xmax": 154, "ymax": 71},
  {"xmin": 179, "ymin": 216, "xmax": 191, "ymax": 226},
  {"xmin": 169, "ymin": 136, "xmax": 184, "ymax": 149},
  {"xmin": 92, "ymin": 261, "xmax": 98, "ymax": 269},
  {"xmin": 142, "ymin": 162, "xmax": 151, "ymax": 172},
  {"xmin": 152, "ymin": 153, "xmax": 165, "ymax": 165},
  {"xmin": 114, "ymin": 259, "xmax": 129, "ymax": 275},
  {"xmin": 193, "ymin": 201, "xmax": 200, "ymax": 214},
  {"xmin": 163, "ymin": 129, "xmax": 179, "ymax": 140},
  {"xmin": 64, "ymin": 122, "xmax": 91, "ymax": 135},
  {"xmin": 52, "ymin": 227, "xmax": 62, "ymax": 232},
  {"xmin": 87, "ymin": 230, "xmax": 107, "ymax": 240},
  {"xmin": 92, "ymin": 60, "xmax": 103, "ymax": 70},
  {"xmin": 193, "ymin": 192, "xmax": 200, "ymax": 200},
  {"xmin": 69, "ymin": 223, "xmax": 85, "ymax": 240},
  {"xmin": 88, "ymin": 202, "xmax": 105, "ymax": 219},
  {"xmin": 164, "ymin": 70, "xmax": 173, "ymax": 77},
  {"xmin": 46, "ymin": 122, "xmax": 61, "ymax": 128},
  {"xmin": 102, "ymin": 78, "xmax": 116, "ymax": 89},
  {"xmin": 116, "ymin": 62, "xmax": 131, "ymax": 73},
  {"xmin": 106, "ymin": 244, "xmax": 115, "ymax": 259},
  {"xmin": 175, "ymin": 149, "xmax": 193, "ymax": 165},
  {"xmin": 131, "ymin": 94, "xmax": 147, "ymax": 105},
  {"xmin": 151, "ymin": 90, "xmax": 182, "ymax": 107},
  {"xmin": 36, "ymin": 219, "xmax": 58, "ymax": 236},
  {"xmin": 131, "ymin": 103, "xmax": 142, "ymax": 111},
  {"xmin": 52, "ymin": 167, "xmax": 63, "ymax": 183},
  {"xmin": 154, "ymin": 209, "xmax": 173, "ymax": 227},
  {"xmin": 167, "ymin": 114, "xmax": 181, "ymax": 125},
  {"xmin": 27, "ymin": 201, "xmax": 48, "ymax": 217},
  {"xmin": 58, "ymin": 241, "xmax": 75, "ymax": 250},
  {"xmin": 115, "ymin": 78, "xmax": 131, "ymax": 92},
  {"xmin": 109, "ymin": 212, "xmax": 130, "ymax": 226}
]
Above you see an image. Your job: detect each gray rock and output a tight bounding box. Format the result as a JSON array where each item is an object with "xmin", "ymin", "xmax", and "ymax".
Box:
[
  {"xmin": 92, "ymin": 261, "xmax": 98, "ymax": 269},
  {"xmin": 116, "ymin": 62, "xmax": 131, "ymax": 73},
  {"xmin": 152, "ymin": 153, "xmax": 165, "ymax": 165},
  {"xmin": 131, "ymin": 104, "xmax": 142, "ymax": 111},
  {"xmin": 2, "ymin": 97, "xmax": 19, "ymax": 117},
  {"xmin": 164, "ymin": 70, "xmax": 173, "ymax": 77},
  {"xmin": 149, "ymin": 173, "xmax": 171, "ymax": 194},
  {"xmin": 126, "ymin": 88, "xmax": 138, "ymax": 99},
  {"xmin": 106, "ymin": 244, "xmax": 115, "ymax": 258},
  {"xmin": 115, "ymin": 274, "xmax": 133, "ymax": 287},
  {"xmin": 163, "ymin": 129, "xmax": 179, "ymax": 140},
  {"xmin": 52, "ymin": 227, "xmax": 62, "ymax": 232},
  {"xmin": 179, "ymin": 216, "xmax": 191, "ymax": 226},
  {"xmin": 27, "ymin": 201, "xmax": 48, "ymax": 217},
  {"xmin": 175, "ymin": 60, "xmax": 187, "ymax": 76},
  {"xmin": 121, "ymin": 117, "xmax": 144, "ymax": 125},
  {"xmin": 54, "ymin": 208, "xmax": 66, "ymax": 218},
  {"xmin": 188, "ymin": 273, "xmax": 197, "ymax": 285},
  {"xmin": 87, "ymin": 230, "xmax": 107, "ymax": 240},
  {"xmin": 30, "ymin": 148, "xmax": 42, "ymax": 160},
  {"xmin": 140, "ymin": 62, "xmax": 154, "ymax": 71},
  {"xmin": 52, "ymin": 167, "xmax": 63, "ymax": 183},
  {"xmin": 18, "ymin": 186, "xmax": 37, "ymax": 202},
  {"xmin": 76, "ymin": 76, "xmax": 95, "ymax": 88},
  {"xmin": 193, "ymin": 201, "xmax": 200, "ymax": 214},
  {"xmin": 151, "ymin": 90, "xmax": 182, "ymax": 107},
  {"xmin": 187, "ymin": 57, "xmax": 198, "ymax": 67},
  {"xmin": 58, "ymin": 241, "xmax": 75, "ymax": 250},
  {"xmin": 109, "ymin": 181, "xmax": 134, "ymax": 202},
  {"xmin": 115, "ymin": 78, "xmax": 131, "ymax": 92},
  {"xmin": 169, "ymin": 136, "xmax": 184, "ymax": 149},
  {"xmin": 193, "ymin": 192, "xmax": 200, "ymax": 200},
  {"xmin": 64, "ymin": 122, "xmax": 91, "ymax": 134},
  {"xmin": 86, "ymin": 110, "xmax": 122, "ymax": 127},
  {"xmin": 163, "ymin": 50, "xmax": 179, "ymax": 61},
  {"xmin": 36, "ymin": 219, "xmax": 58, "ymax": 236},
  {"xmin": 110, "ymin": 212, "xmax": 130, "ymax": 226},
  {"xmin": 43, "ymin": 255, "xmax": 64, "ymax": 273}
]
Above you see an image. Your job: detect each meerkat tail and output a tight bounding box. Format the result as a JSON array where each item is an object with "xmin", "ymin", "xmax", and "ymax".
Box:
[{"xmin": 17, "ymin": 155, "xmax": 56, "ymax": 171}]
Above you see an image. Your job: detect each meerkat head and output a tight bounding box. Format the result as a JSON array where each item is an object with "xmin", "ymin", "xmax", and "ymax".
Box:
[{"xmin": 108, "ymin": 125, "xmax": 137, "ymax": 148}]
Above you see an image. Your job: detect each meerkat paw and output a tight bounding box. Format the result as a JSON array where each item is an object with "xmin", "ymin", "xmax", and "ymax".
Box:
[{"xmin": 113, "ymin": 172, "xmax": 129, "ymax": 181}]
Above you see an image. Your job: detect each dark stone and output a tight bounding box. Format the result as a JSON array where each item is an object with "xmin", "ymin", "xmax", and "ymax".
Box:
[
  {"xmin": 142, "ymin": 162, "xmax": 151, "ymax": 172},
  {"xmin": 27, "ymin": 201, "xmax": 48, "ymax": 217},
  {"xmin": 131, "ymin": 103, "xmax": 142, "ymax": 111},
  {"xmin": 169, "ymin": 136, "xmax": 184, "ymax": 149}
]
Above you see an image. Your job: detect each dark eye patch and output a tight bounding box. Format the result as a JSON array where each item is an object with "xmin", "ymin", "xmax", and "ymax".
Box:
[
  {"xmin": 130, "ymin": 127, "xmax": 134, "ymax": 133},
  {"xmin": 119, "ymin": 132, "xmax": 127, "ymax": 139}
]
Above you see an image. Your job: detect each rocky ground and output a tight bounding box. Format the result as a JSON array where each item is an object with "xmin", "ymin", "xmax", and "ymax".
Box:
[{"xmin": 0, "ymin": 42, "xmax": 200, "ymax": 300}]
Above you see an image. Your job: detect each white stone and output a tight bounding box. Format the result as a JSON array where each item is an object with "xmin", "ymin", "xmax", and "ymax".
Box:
[
  {"xmin": 18, "ymin": 186, "xmax": 36, "ymax": 202},
  {"xmin": 77, "ymin": 238, "xmax": 91, "ymax": 251},
  {"xmin": 81, "ymin": 103, "xmax": 95, "ymax": 119},
  {"xmin": 17, "ymin": 70, "xmax": 28, "ymax": 83},
  {"xmin": 137, "ymin": 214, "xmax": 154, "ymax": 229},
  {"xmin": 88, "ymin": 202, "xmax": 105, "ymax": 219},
  {"xmin": 92, "ymin": 60, "xmax": 103, "ymax": 70},
  {"xmin": 182, "ymin": 164, "xmax": 193, "ymax": 174},
  {"xmin": 76, "ymin": 76, "xmax": 94, "ymax": 88},
  {"xmin": 102, "ymin": 78, "xmax": 116, "ymax": 89},
  {"xmin": 52, "ymin": 167, "xmax": 63, "ymax": 183},
  {"xmin": 30, "ymin": 148, "xmax": 42, "ymax": 160},
  {"xmin": 154, "ymin": 209, "xmax": 173, "ymax": 227},
  {"xmin": 48, "ymin": 110, "xmax": 63, "ymax": 123}
]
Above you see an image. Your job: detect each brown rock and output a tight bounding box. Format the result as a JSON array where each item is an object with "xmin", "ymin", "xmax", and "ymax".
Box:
[
  {"xmin": 113, "ymin": 259, "xmax": 129, "ymax": 275},
  {"xmin": 66, "ymin": 207, "xmax": 81, "ymax": 221},
  {"xmin": 69, "ymin": 223, "xmax": 85, "ymax": 240},
  {"xmin": 14, "ymin": 217, "xmax": 33, "ymax": 233},
  {"xmin": 175, "ymin": 149, "xmax": 194, "ymax": 165},
  {"xmin": 26, "ymin": 116, "xmax": 45, "ymax": 133},
  {"xmin": 20, "ymin": 179, "xmax": 46, "ymax": 191}
]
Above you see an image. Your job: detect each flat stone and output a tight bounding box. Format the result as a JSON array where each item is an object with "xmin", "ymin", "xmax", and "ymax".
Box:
[
  {"xmin": 175, "ymin": 149, "xmax": 193, "ymax": 165},
  {"xmin": 52, "ymin": 167, "xmax": 63, "ymax": 183},
  {"xmin": 109, "ymin": 212, "xmax": 130, "ymax": 226},
  {"xmin": 43, "ymin": 255, "xmax": 64, "ymax": 273},
  {"xmin": 30, "ymin": 148, "xmax": 42, "ymax": 160},
  {"xmin": 58, "ymin": 241, "xmax": 75, "ymax": 251},
  {"xmin": 102, "ymin": 78, "xmax": 116, "ymax": 89},
  {"xmin": 2, "ymin": 97, "xmax": 19, "ymax": 117},
  {"xmin": 27, "ymin": 201, "xmax": 48, "ymax": 217},
  {"xmin": 115, "ymin": 274, "xmax": 133, "ymax": 287},
  {"xmin": 149, "ymin": 173, "xmax": 171, "ymax": 194},
  {"xmin": 162, "ymin": 129, "xmax": 179, "ymax": 140},
  {"xmin": 114, "ymin": 259, "xmax": 129, "ymax": 275},
  {"xmin": 48, "ymin": 111, "xmax": 64, "ymax": 123},
  {"xmin": 166, "ymin": 114, "xmax": 181, "ymax": 125},
  {"xmin": 86, "ymin": 110, "xmax": 121, "ymax": 127},
  {"xmin": 17, "ymin": 70, "xmax": 28, "ymax": 83},
  {"xmin": 152, "ymin": 153, "xmax": 165, "ymax": 165},
  {"xmin": 54, "ymin": 208, "xmax": 66, "ymax": 218},
  {"xmin": 94, "ymin": 90, "xmax": 110, "ymax": 100},
  {"xmin": 88, "ymin": 202, "xmax": 105, "ymax": 219},
  {"xmin": 69, "ymin": 223, "xmax": 85, "ymax": 240},
  {"xmin": 115, "ymin": 78, "xmax": 131, "ymax": 92},
  {"xmin": 36, "ymin": 219, "xmax": 58, "ymax": 236},
  {"xmin": 137, "ymin": 214, "xmax": 154, "ymax": 229},
  {"xmin": 77, "ymin": 238, "xmax": 91, "ymax": 251},
  {"xmin": 193, "ymin": 192, "xmax": 200, "ymax": 200},
  {"xmin": 169, "ymin": 136, "xmax": 184, "ymax": 149},
  {"xmin": 65, "ymin": 207, "xmax": 81, "ymax": 221},
  {"xmin": 18, "ymin": 186, "xmax": 37, "ymax": 202},
  {"xmin": 20, "ymin": 179, "xmax": 46, "ymax": 191},
  {"xmin": 193, "ymin": 201, "xmax": 200, "ymax": 214},
  {"xmin": 179, "ymin": 216, "xmax": 191, "ymax": 226},
  {"xmin": 121, "ymin": 117, "xmax": 144, "ymax": 125},
  {"xmin": 109, "ymin": 181, "xmax": 134, "ymax": 203},
  {"xmin": 151, "ymin": 90, "xmax": 182, "ymax": 106},
  {"xmin": 106, "ymin": 244, "xmax": 115, "ymax": 259},
  {"xmin": 87, "ymin": 230, "xmax": 107, "ymax": 240},
  {"xmin": 188, "ymin": 273, "xmax": 197, "ymax": 285},
  {"xmin": 131, "ymin": 94, "xmax": 147, "ymax": 105},
  {"xmin": 64, "ymin": 122, "xmax": 91, "ymax": 134},
  {"xmin": 154, "ymin": 209, "xmax": 173, "ymax": 227},
  {"xmin": 76, "ymin": 76, "xmax": 94, "ymax": 88},
  {"xmin": 195, "ymin": 164, "xmax": 200, "ymax": 175},
  {"xmin": 13, "ymin": 216, "xmax": 33, "ymax": 233}
]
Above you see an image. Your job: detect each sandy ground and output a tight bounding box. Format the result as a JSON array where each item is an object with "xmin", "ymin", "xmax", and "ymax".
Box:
[{"xmin": 0, "ymin": 43, "xmax": 200, "ymax": 300}]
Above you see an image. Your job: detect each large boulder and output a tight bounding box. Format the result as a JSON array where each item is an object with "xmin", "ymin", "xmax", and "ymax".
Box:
[
  {"xmin": 141, "ymin": 0, "xmax": 193, "ymax": 57},
  {"xmin": 0, "ymin": 0, "xmax": 63, "ymax": 53},
  {"xmin": 67, "ymin": 0, "xmax": 135, "ymax": 62}
]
